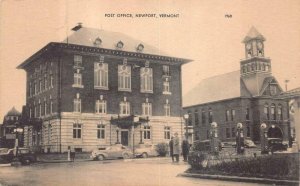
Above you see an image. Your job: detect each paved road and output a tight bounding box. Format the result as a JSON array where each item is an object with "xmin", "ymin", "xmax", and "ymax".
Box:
[{"xmin": 0, "ymin": 157, "xmax": 267, "ymax": 186}]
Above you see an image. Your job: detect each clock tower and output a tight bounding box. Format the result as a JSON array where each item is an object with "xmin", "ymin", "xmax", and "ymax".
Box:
[{"xmin": 240, "ymin": 27, "xmax": 274, "ymax": 97}]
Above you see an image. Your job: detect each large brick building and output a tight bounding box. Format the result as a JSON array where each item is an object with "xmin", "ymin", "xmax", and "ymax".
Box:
[
  {"xmin": 183, "ymin": 27, "xmax": 290, "ymax": 143},
  {"xmin": 18, "ymin": 25, "xmax": 191, "ymax": 153}
]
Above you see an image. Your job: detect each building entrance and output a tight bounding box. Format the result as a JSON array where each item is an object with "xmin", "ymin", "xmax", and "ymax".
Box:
[
  {"xmin": 267, "ymin": 126, "xmax": 283, "ymax": 138},
  {"xmin": 121, "ymin": 131, "xmax": 129, "ymax": 146}
]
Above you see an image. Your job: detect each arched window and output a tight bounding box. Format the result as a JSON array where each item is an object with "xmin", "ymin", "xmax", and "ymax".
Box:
[
  {"xmin": 271, "ymin": 104, "xmax": 276, "ymax": 120},
  {"xmin": 264, "ymin": 104, "xmax": 269, "ymax": 120},
  {"xmin": 201, "ymin": 109, "xmax": 206, "ymax": 124},
  {"xmin": 278, "ymin": 104, "xmax": 283, "ymax": 120}
]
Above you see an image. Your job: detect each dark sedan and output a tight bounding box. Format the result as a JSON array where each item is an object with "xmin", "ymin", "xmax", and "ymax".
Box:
[{"xmin": 0, "ymin": 148, "xmax": 37, "ymax": 165}]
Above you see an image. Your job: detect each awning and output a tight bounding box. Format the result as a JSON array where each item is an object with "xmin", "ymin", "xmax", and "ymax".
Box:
[{"xmin": 110, "ymin": 115, "xmax": 149, "ymax": 128}]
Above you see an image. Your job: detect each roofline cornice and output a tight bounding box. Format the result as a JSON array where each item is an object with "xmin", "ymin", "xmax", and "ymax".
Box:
[
  {"xmin": 17, "ymin": 42, "xmax": 193, "ymax": 69},
  {"xmin": 240, "ymin": 57, "xmax": 271, "ymax": 64}
]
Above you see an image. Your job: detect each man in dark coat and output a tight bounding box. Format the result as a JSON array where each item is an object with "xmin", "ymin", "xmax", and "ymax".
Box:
[
  {"xmin": 169, "ymin": 137, "xmax": 174, "ymax": 162},
  {"xmin": 182, "ymin": 139, "xmax": 189, "ymax": 162}
]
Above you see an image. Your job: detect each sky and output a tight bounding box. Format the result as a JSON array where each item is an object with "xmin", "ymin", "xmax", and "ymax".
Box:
[{"xmin": 0, "ymin": 0, "xmax": 300, "ymax": 122}]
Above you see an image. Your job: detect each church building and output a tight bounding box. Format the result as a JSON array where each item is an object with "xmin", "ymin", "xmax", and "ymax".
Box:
[{"xmin": 183, "ymin": 27, "xmax": 290, "ymax": 143}]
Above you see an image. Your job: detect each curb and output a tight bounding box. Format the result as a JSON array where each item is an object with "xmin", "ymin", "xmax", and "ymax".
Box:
[
  {"xmin": 178, "ymin": 173, "xmax": 299, "ymax": 185},
  {"xmin": 37, "ymin": 159, "xmax": 92, "ymax": 163}
]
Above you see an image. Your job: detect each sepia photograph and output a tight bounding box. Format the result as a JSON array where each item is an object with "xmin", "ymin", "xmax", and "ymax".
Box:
[{"xmin": 0, "ymin": 0, "xmax": 299, "ymax": 185}]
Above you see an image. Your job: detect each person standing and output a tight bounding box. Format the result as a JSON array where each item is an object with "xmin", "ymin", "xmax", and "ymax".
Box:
[
  {"xmin": 169, "ymin": 137, "xmax": 174, "ymax": 162},
  {"xmin": 173, "ymin": 132, "xmax": 180, "ymax": 162},
  {"xmin": 182, "ymin": 139, "xmax": 189, "ymax": 162}
]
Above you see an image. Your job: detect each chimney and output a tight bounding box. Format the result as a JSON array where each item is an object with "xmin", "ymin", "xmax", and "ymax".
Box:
[{"xmin": 71, "ymin": 23, "xmax": 83, "ymax": 31}]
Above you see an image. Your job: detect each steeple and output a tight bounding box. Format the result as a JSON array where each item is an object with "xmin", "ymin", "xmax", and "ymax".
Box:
[
  {"xmin": 243, "ymin": 27, "xmax": 266, "ymax": 59},
  {"xmin": 240, "ymin": 27, "xmax": 273, "ymax": 97}
]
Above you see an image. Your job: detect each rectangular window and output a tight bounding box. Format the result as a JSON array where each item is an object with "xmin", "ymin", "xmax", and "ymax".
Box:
[
  {"xmin": 94, "ymin": 63, "xmax": 108, "ymax": 89},
  {"xmin": 163, "ymin": 80, "xmax": 171, "ymax": 94},
  {"xmin": 208, "ymin": 110, "xmax": 213, "ymax": 123},
  {"xmin": 140, "ymin": 67, "xmax": 153, "ymax": 93},
  {"xmin": 164, "ymin": 126, "xmax": 171, "ymax": 139},
  {"xmin": 120, "ymin": 101, "xmax": 130, "ymax": 115},
  {"xmin": 73, "ymin": 124, "xmax": 82, "ymax": 139},
  {"xmin": 188, "ymin": 111, "xmax": 192, "ymax": 126},
  {"xmin": 50, "ymin": 73, "xmax": 54, "ymax": 88},
  {"xmin": 44, "ymin": 100, "xmax": 47, "ymax": 115},
  {"xmin": 142, "ymin": 103, "xmax": 152, "ymax": 116},
  {"xmin": 39, "ymin": 102, "xmax": 42, "ymax": 117},
  {"xmin": 74, "ymin": 55, "xmax": 82, "ymax": 67},
  {"xmin": 97, "ymin": 125, "xmax": 105, "ymax": 139},
  {"xmin": 39, "ymin": 79, "xmax": 42, "ymax": 93},
  {"xmin": 226, "ymin": 110, "xmax": 230, "ymax": 122},
  {"xmin": 144, "ymin": 126, "xmax": 151, "ymax": 139},
  {"xmin": 29, "ymin": 82, "xmax": 32, "ymax": 97},
  {"xmin": 164, "ymin": 104, "xmax": 171, "ymax": 117},
  {"xmin": 44, "ymin": 75, "xmax": 48, "ymax": 90},
  {"xmin": 231, "ymin": 127, "xmax": 235, "ymax": 138},
  {"xmin": 201, "ymin": 111, "xmax": 206, "ymax": 124},
  {"xmin": 74, "ymin": 98, "xmax": 81, "ymax": 113},
  {"xmin": 162, "ymin": 65, "xmax": 170, "ymax": 76},
  {"xmin": 73, "ymin": 72, "xmax": 82, "ymax": 87},
  {"xmin": 34, "ymin": 81, "xmax": 37, "ymax": 95},
  {"xmin": 50, "ymin": 99, "xmax": 53, "ymax": 114},
  {"xmin": 231, "ymin": 109, "xmax": 235, "ymax": 121},
  {"xmin": 194, "ymin": 110, "xmax": 199, "ymax": 125},
  {"xmin": 226, "ymin": 128, "xmax": 230, "ymax": 138},
  {"xmin": 95, "ymin": 100, "xmax": 107, "ymax": 114},
  {"xmin": 118, "ymin": 65, "xmax": 131, "ymax": 91}
]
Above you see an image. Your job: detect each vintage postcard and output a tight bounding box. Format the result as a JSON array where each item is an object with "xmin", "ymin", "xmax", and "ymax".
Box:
[{"xmin": 0, "ymin": 0, "xmax": 299, "ymax": 185}]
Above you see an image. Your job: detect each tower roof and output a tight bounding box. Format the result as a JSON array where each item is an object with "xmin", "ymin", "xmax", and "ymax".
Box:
[
  {"xmin": 243, "ymin": 26, "xmax": 266, "ymax": 43},
  {"xmin": 6, "ymin": 107, "xmax": 21, "ymax": 116}
]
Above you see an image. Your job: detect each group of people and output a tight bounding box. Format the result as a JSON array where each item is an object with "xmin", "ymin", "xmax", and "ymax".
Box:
[{"xmin": 168, "ymin": 132, "xmax": 190, "ymax": 162}]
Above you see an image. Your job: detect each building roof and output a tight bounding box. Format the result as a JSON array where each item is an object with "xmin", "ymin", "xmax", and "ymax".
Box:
[
  {"xmin": 243, "ymin": 26, "xmax": 266, "ymax": 43},
  {"xmin": 183, "ymin": 71, "xmax": 241, "ymax": 107},
  {"xmin": 280, "ymin": 87, "xmax": 300, "ymax": 99},
  {"xmin": 6, "ymin": 107, "xmax": 21, "ymax": 116},
  {"xmin": 63, "ymin": 27, "xmax": 169, "ymax": 56}
]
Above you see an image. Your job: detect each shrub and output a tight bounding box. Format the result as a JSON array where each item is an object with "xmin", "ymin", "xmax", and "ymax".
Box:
[
  {"xmin": 188, "ymin": 153, "xmax": 299, "ymax": 180},
  {"xmin": 155, "ymin": 143, "xmax": 168, "ymax": 157}
]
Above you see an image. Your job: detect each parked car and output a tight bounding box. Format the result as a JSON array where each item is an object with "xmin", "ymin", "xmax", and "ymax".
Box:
[
  {"xmin": 0, "ymin": 148, "xmax": 37, "ymax": 165},
  {"xmin": 134, "ymin": 144, "xmax": 158, "ymax": 158},
  {"xmin": 91, "ymin": 144, "xmax": 133, "ymax": 161},
  {"xmin": 244, "ymin": 139, "xmax": 256, "ymax": 148},
  {"xmin": 267, "ymin": 138, "xmax": 288, "ymax": 153}
]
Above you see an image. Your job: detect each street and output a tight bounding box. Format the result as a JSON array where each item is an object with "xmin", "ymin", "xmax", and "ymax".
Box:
[{"xmin": 0, "ymin": 157, "xmax": 267, "ymax": 186}]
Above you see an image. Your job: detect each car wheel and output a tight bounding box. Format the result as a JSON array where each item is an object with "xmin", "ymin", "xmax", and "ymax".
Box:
[
  {"xmin": 142, "ymin": 152, "xmax": 148, "ymax": 158},
  {"xmin": 123, "ymin": 153, "xmax": 130, "ymax": 159},
  {"xmin": 98, "ymin": 155, "xmax": 105, "ymax": 161},
  {"xmin": 23, "ymin": 159, "xmax": 31, "ymax": 165}
]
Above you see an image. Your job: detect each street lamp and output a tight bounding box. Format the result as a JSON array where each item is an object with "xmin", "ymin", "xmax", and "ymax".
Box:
[
  {"xmin": 210, "ymin": 122, "xmax": 219, "ymax": 155},
  {"xmin": 116, "ymin": 126, "xmax": 120, "ymax": 144},
  {"xmin": 183, "ymin": 114, "xmax": 189, "ymax": 140},
  {"xmin": 12, "ymin": 127, "xmax": 23, "ymax": 166},
  {"xmin": 236, "ymin": 123, "xmax": 244, "ymax": 154},
  {"xmin": 260, "ymin": 123, "xmax": 268, "ymax": 154}
]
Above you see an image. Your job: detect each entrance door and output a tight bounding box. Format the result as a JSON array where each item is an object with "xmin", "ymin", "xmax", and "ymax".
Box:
[
  {"xmin": 267, "ymin": 126, "xmax": 283, "ymax": 138},
  {"xmin": 121, "ymin": 131, "xmax": 129, "ymax": 146}
]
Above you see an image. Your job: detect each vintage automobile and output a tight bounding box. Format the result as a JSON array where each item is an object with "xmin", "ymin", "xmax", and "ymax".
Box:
[
  {"xmin": 0, "ymin": 148, "xmax": 37, "ymax": 165},
  {"xmin": 134, "ymin": 144, "xmax": 159, "ymax": 158},
  {"xmin": 267, "ymin": 138, "xmax": 288, "ymax": 153},
  {"xmin": 91, "ymin": 144, "xmax": 133, "ymax": 161}
]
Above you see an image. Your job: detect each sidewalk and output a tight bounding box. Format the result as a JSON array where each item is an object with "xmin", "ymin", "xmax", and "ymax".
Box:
[
  {"xmin": 37, "ymin": 152, "xmax": 91, "ymax": 163},
  {"xmin": 178, "ymin": 172, "xmax": 299, "ymax": 185}
]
